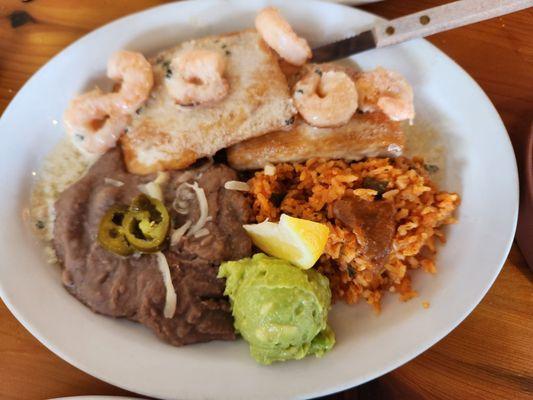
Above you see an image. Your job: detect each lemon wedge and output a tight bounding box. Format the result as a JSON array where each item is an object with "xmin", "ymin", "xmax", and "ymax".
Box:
[{"xmin": 243, "ymin": 214, "xmax": 329, "ymax": 269}]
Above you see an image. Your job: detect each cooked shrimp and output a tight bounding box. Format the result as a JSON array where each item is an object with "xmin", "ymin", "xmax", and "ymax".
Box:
[
  {"xmin": 293, "ymin": 68, "xmax": 358, "ymax": 128},
  {"xmin": 165, "ymin": 49, "xmax": 229, "ymax": 105},
  {"xmin": 355, "ymin": 67, "xmax": 414, "ymax": 122},
  {"xmin": 255, "ymin": 7, "xmax": 311, "ymax": 66},
  {"xmin": 107, "ymin": 50, "xmax": 154, "ymax": 114},
  {"xmin": 63, "ymin": 51, "xmax": 152, "ymax": 154},
  {"xmin": 63, "ymin": 88, "xmax": 129, "ymax": 154}
]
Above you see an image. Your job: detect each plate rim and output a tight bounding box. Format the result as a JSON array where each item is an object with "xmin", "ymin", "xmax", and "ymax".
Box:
[{"xmin": 0, "ymin": 1, "xmax": 519, "ymax": 399}]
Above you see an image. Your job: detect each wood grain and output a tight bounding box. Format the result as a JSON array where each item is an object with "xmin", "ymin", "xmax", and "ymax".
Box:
[
  {"xmin": 0, "ymin": 1, "xmax": 532, "ymax": 399},
  {"xmin": 375, "ymin": 0, "xmax": 533, "ymax": 48}
]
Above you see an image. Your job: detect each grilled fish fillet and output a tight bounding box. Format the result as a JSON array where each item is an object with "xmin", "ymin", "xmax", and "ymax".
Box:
[
  {"xmin": 227, "ymin": 112, "xmax": 404, "ymax": 170},
  {"xmin": 121, "ymin": 30, "xmax": 296, "ymax": 174}
]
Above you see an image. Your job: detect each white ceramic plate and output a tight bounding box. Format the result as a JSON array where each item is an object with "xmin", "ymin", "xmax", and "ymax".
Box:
[
  {"xmin": 52, "ymin": 397, "xmax": 142, "ymax": 400},
  {"xmin": 0, "ymin": 1, "xmax": 518, "ymax": 399},
  {"xmin": 325, "ymin": 0, "xmax": 382, "ymax": 4}
]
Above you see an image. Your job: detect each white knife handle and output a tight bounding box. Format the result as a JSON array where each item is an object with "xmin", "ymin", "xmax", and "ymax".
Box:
[{"xmin": 374, "ymin": 0, "xmax": 533, "ymax": 48}]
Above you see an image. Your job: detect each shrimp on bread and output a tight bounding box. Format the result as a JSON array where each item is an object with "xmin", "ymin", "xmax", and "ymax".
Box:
[
  {"xmin": 293, "ymin": 67, "xmax": 358, "ymax": 128},
  {"xmin": 356, "ymin": 67, "xmax": 415, "ymax": 123},
  {"xmin": 121, "ymin": 30, "xmax": 296, "ymax": 174},
  {"xmin": 166, "ymin": 49, "xmax": 229, "ymax": 105},
  {"xmin": 227, "ymin": 64, "xmax": 411, "ymax": 170},
  {"xmin": 107, "ymin": 50, "xmax": 154, "ymax": 114},
  {"xmin": 64, "ymin": 89, "xmax": 130, "ymax": 155},
  {"xmin": 64, "ymin": 51, "xmax": 153, "ymax": 155},
  {"xmin": 255, "ymin": 7, "xmax": 312, "ymax": 66}
]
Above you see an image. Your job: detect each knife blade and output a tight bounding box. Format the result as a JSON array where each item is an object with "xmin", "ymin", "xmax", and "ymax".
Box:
[
  {"xmin": 311, "ymin": 30, "xmax": 376, "ymax": 63},
  {"xmin": 311, "ymin": 0, "xmax": 533, "ymax": 63}
]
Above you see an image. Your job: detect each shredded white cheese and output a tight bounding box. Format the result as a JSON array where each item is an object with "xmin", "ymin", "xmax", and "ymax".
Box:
[
  {"xmin": 193, "ymin": 228, "xmax": 210, "ymax": 238},
  {"xmin": 264, "ymin": 164, "xmax": 276, "ymax": 176},
  {"xmin": 175, "ymin": 183, "xmax": 196, "ymax": 201},
  {"xmin": 139, "ymin": 172, "xmax": 169, "ymax": 201},
  {"xmin": 173, "ymin": 199, "xmax": 191, "ymax": 215},
  {"xmin": 176, "ymin": 200, "xmax": 189, "ymax": 209},
  {"xmin": 224, "ymin": 180, "xmax": 250, "ymax": 192},
  {"xmin": 170, "ymin": 220, "xmax": 192, "ymax": 246},
  {"xmin": 156, "ymin": 252, "xmax": 177, "ymax": 319},
  {"xmin": 185, "ymin": 182, "xmax": 209, "ymax": 235},
  {"xmin": 104, "ymin": 177, "xmax": 124, "ymax": 187},
  {"xmin": 155, "ymin": 171, "xmax": 169, "ymax": 185},
  {"xmin": 172, "ymin": 182, "xmax": 197, "ymax": 214}
]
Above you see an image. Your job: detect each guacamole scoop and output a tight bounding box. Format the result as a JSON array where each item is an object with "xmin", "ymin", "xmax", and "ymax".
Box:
[{"xmin": 218, "ymin": 253, "xmax": 335, "ymax": 365}]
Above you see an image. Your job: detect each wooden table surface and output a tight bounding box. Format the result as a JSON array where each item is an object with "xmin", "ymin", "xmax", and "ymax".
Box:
[{"xmin": 1, "ymin": 1, "xmax": 532, "ymax": 399}]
